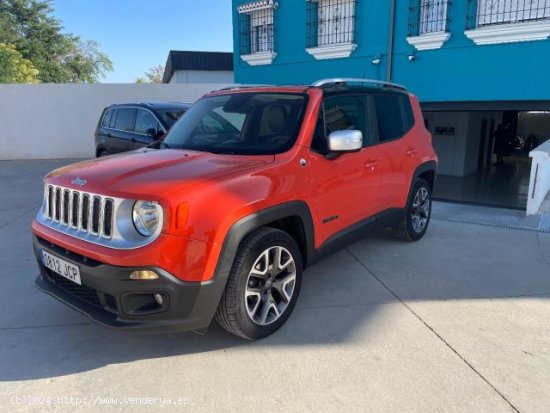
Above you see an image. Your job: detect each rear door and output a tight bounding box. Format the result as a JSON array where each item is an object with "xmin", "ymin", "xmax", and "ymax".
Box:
[
  {"xmin": 109, "ymin": 107, "xmax": 137, "ymax": 153},
  {"xmin": 309, "ymin": 93, "xmax": 381, "ymax": 245},
  {"xmin": 370, "ymin": 92, "xmax": 416, "ymax": 209}
]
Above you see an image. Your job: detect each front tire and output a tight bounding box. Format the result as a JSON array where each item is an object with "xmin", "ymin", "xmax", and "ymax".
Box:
[
  {"xmin": 215, "ymin": 227, "xmax": 302, "ymax": 340},
  {"xmin": 393, "ymin": 178, "xmax": 432, "ymax": 242}
]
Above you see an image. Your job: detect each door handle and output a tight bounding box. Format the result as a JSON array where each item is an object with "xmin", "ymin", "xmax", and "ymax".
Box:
[{"xmin": 406, "ymin": 147, "xmax": 416, "ymax": 157}]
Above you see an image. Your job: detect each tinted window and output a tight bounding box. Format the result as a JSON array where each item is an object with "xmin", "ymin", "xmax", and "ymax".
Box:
[
  {"xmin": 156, "ymin": 109, "xmax": 186, "ymax": 128},
  {"xmin": 108, "ymin": 109, "xmax": 118, "ymax": 128},
  {"xmin": 373, "ymin": 94, "xmax": 414, "ymax": 142},
  {"xmin": 101, "ymin": 109, "xmax": 113, "ymax": 127},
  {"xmin": 312, "ymin": 94, "xmax": 369, "ymax": 153},
  {"xmin": 114, "ymin": 108, "xmax": 136, "ymax": 132},
  {"xmin": 135, "ymin": 109, "xmax": 160, "ymax": 135},
  {"xmin": 163, "ymin": 93, "xmax": 307, "ymax": 155}
]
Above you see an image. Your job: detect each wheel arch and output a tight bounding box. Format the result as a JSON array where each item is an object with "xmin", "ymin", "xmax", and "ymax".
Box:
[
  {"xmin": 216, "ymin": 201, "xmax": 316, "ymax": 278},
  {"xmin": 409, "ymin": 161, "xmax": 437, "ymax": 199}
]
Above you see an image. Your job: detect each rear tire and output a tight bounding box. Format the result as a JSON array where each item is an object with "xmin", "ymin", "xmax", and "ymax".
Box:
[
  {"xmin": 393, "ymin": 178, "xmax": 432, "ymax": 242},
  {"xmin": 215, "ymin": 227, "xmax": 302, "ymax": 340},
  {"xmin": 97, "ymin": 149, "xmax": 108, "ymax": 157}
]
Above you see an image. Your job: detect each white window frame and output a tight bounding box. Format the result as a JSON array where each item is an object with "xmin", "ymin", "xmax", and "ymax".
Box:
[
  {"xmin": 476, "ymin": 0, "xmax": 550, "ymax": 26},
  {"xmin": 250, "ymin": 10, "xmax": 274, "ymax": 54},
  {"xmin": 419, "ymin": 0, "xmax": 449, "ymax": 34},
  {"xmin": 306, "ymin": 0, "xmax": 357, "ymax": 60},
  {"xmin": 465, "ymin": 0, "xmax": 550, "ymax": 45},
  {"xmin": 238, "ymin": 0, "xmax": 278, "ymax": 66},
  {"xmin": 407, "ymin": 0, "xmax": 451, "ymax": 51}
]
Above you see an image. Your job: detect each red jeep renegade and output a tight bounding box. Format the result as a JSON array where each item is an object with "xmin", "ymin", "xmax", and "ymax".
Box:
[{"xmin": 32, "ymin": 79, "xmax": 438, "ymax": 340}]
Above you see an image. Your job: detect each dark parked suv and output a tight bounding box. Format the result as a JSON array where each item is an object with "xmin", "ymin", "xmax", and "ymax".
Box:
[{"xmin": 95, "ymin": 102, "xmax": 191, "ymax": 157}]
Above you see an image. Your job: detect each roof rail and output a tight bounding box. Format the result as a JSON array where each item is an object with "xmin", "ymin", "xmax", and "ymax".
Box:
[
  {"xmin": 212, "ymin": 84, "xmax": 272, "ymax": 92},
  {"xmin": 311, "ymin": 78, "xmax": 407, "ymax": 92}
]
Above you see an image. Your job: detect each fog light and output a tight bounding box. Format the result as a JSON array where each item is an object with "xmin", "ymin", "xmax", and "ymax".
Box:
[
  {"xmin": 154, "ymin": 293, "xmax": 164, "ymax": 305},
  {"xmin": 129, "ymin": 270, "xmax": 159, "ymax": 280}
]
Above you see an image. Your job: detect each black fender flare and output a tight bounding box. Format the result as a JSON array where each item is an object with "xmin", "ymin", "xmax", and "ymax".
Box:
[
  {"xmin": 204, "ymin": 201, "xmax": 316, "ymax": 317},
  {"xmin": 408, "ymin": 160, "xmax": 438, "ymax": 200},
  {"xmin": 215, "ymin": 201, "xmax": 316, "ymax": 278}
]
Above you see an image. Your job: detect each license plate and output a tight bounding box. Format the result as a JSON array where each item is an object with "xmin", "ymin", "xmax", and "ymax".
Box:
[{"xmin": 42, "ymin": 250, "xmax": 81, "ymax": 285}]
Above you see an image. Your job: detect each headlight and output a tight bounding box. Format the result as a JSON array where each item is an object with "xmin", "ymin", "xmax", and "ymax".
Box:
[{"xmin": 132, "ymin": 201, "xmax": 162, "ymax": 237}]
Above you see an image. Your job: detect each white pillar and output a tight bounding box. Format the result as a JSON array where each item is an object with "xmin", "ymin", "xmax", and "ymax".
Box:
[{"xmin": 527, "ymin": 140, "xmax": 550, "ymax": 215}]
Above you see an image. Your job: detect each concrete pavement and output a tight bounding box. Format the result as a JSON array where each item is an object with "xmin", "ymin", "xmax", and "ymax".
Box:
[{"xmin": 0, "ymin": 159, "xmax": 549, "ymax": 412}]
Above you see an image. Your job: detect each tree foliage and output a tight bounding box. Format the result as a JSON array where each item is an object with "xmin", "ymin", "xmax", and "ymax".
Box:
[
  {"xmin": 0, "ymin": 42, "xmax": 39, "ymax": 82},
  {"xmin": 136, "ymin": 65, "xmax": 164, "ymax": 84},
  {"xmin": 0, "ymin": 0, "xmax": 113, "ymax": 83}
]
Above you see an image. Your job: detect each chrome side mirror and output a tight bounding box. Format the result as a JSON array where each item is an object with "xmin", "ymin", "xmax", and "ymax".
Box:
[{"xmin": 327, "ymin": 130, "xmax": 363, "ymax": 152}]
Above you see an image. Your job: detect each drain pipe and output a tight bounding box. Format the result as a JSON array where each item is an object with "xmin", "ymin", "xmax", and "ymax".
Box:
[{"xmin": 386, "ymin": 0, "xmax": 396, "ymax": 81}]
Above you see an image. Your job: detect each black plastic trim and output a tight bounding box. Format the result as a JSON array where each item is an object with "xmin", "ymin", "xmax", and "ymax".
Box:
[{"xmin": 316, "ymin": 208, "xmax": 405, "ymax": 261}]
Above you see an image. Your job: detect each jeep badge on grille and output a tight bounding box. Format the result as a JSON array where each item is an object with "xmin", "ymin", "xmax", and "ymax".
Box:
[{"xmin": 71, "ymin": 178, "xmax": 87, "ymax": 187}]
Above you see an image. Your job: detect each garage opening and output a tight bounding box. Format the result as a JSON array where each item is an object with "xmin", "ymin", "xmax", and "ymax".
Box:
[{"xmin": 422, "ymin": 108, "xmax": 550, "ymax": 210}]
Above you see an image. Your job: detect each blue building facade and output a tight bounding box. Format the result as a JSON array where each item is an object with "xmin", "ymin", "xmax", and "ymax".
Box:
[
  {"xmin": 232, "ymin": 0, "xmax": 550, "ymax": 104},
  {"xmin": 232, "ymin": 0, "xmax": 550, "ymax": 210}
]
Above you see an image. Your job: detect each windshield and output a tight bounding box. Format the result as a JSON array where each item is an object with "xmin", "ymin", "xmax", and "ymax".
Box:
[
  {"xmin": 162, "ymin": 93, "xmax": 307, "ymax": 155},
  {"xmin": 156, "ymin": 109, "xmax": 187, "ymax": 128}
]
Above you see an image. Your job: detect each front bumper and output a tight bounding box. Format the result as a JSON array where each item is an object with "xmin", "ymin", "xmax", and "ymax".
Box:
[{"xmin": 33, "ymin": 235, "xmax": 225, "ymax": 333}]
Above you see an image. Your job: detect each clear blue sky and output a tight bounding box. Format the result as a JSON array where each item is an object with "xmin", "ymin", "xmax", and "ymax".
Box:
[{"xmin": 52, "ymin": 0, "xmax": 233, "ymax": 83}]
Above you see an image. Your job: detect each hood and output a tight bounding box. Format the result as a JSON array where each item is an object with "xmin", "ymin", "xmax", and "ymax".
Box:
[{"xmin": 46, "ymin": 149, "xmax": 274, "ymax": 199}]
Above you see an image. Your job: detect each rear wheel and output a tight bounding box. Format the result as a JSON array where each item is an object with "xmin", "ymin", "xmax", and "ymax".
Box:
[
  {"xmin": 97, "ymin": 149, "xmax": 108, "ymax": 157},
  {"xmin": 215, "ymin": 227, "xmax": 302, "ymax": 340},
  {"xmin": 393, "ymin": 178, "xmax": 432, "ymax": 241}
]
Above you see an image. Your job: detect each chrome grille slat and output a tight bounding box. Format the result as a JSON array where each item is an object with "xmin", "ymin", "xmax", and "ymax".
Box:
[
  {"xmin": 54, "ymin": 187, "xmax": 61, "ymax": 221},
  {"xmin": 43, "ymin": 185, "xmax": 114, "ymax": 239}
]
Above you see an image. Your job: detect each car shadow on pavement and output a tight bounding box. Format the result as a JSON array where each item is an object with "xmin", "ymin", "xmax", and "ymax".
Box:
[{"xmin": 2, "ymin": 221, "xmax": 550, "ymax": 382}]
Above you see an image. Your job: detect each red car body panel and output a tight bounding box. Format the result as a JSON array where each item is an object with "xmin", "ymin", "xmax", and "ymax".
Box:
[{"xmin": 32, "ymin": 86, "xmax": 437, "ymax": 286}]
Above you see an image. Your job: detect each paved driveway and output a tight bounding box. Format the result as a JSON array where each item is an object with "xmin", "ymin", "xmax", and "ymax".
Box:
[{"xmin": 1, "ymin": 159, "xmax": 549, "ymax": 412}]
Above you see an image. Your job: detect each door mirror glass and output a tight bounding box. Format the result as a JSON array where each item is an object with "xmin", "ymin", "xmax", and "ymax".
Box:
[{"xmin": 328, "ymin": 130, "xmax": 363, "ymax": 152}]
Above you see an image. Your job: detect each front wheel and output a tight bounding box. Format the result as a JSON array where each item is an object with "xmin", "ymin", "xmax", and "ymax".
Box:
[
  {"xmin": 393, "ymin": 178, "xmax": 432, "ymax": 241},
  {"xmin": 215, "ymin": 227, "xmax": 302, "ymax": 340}
]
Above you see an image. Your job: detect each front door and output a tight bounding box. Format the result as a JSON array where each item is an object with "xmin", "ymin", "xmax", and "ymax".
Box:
[{"xmin": 309, "ymin": 93, "xmax": 381, "ymax": 246}]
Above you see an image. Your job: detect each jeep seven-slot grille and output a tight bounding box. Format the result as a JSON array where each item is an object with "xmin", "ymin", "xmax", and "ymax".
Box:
[{"xmin": 46, "ymin": 185, "xmax": 114, "ymax": 238}]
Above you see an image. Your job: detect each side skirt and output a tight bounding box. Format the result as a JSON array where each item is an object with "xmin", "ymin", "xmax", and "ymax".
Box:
[{"xmin": 315, "ymin": 208, "xmax": 405, "ymax": 262}]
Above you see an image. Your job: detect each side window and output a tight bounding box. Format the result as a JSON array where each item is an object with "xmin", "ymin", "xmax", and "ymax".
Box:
[
  {"xmin": 311, "ymin": 108, "xmax": 327, "ymax": 153},
  {"xmin": 135, "ymin": 109, "xmax": 160, "ymax": 135},
  {"xmin": 311, "ymin": 94, "xmax": 370, "ymax": 153},
  {"xmin": 373, "ymin": 94, "xmax": 414, "ymax": 142},
  {"xmin": 101, "ymin": 109, "xmax": 113, "ymax": 127},
  {"xmin": 109, "ymin": 109, "xmax": 118, "ymax": 128},
  {"xmin": 114, "ymin": 108, "xmax": 136, "ymax": 132}
]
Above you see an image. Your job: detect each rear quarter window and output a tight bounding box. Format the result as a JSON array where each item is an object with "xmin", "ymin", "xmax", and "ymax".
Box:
[{"xmin": 101, "ymin": 109, "xmax": 113, "ymax": 127}]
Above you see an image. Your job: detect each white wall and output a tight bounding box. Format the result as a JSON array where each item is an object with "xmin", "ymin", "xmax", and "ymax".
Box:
[
  {"xmin": 170, "ymin": 70, "xmax": 234, "ymax": 84},
  {"xmin": 425, "ymin": 111, "xmax": 501, "ymax": 177},
  {"xmin": 424, "ymin": 111, "xmax": 470, "ymax": 176},
  {"xmin": 0, "ymin": 83, "xmax": 229, "ymax": 160},
  {"xmin": 528, "ymin": 139, "xmax": 550, "ymax": 215},
  {"xmin": 518, "ymin": 112, "xmax": 550, "ymax": 143}
]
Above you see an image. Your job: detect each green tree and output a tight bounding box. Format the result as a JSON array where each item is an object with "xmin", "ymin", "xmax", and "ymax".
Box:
[
  {"xmin": 0, "ymin": 42, "xmax": 39, "ymax": 82},
  {"xmin": 136, "ymin": 65, "xmax": 164, "ymax": 84},
  {"xmin": 0, "ymin": 0, "xmax": 113, "ymax": 83}
]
